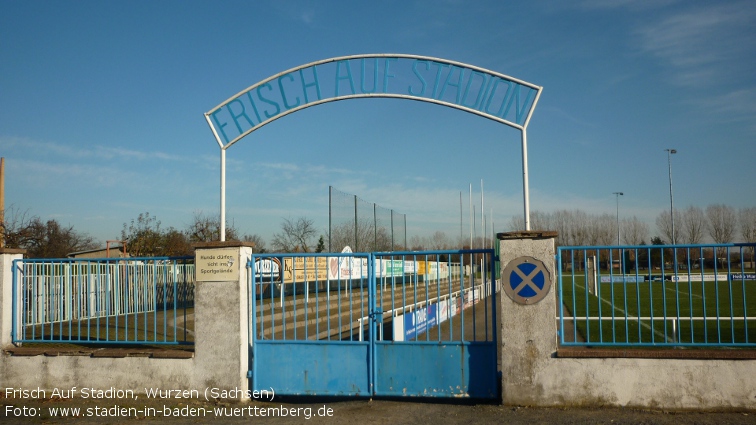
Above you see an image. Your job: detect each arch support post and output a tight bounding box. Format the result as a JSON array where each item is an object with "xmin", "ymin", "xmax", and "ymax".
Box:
[
  {"xmin": 220, "ymin": 148, "xmax": 226, "ymax": 242},
  {"xmin": 521, "ymin": 129, "xmax": 531, "ymax": 231}
]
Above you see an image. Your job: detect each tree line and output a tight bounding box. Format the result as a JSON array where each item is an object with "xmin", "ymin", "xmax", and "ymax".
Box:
[
  {"xmin": 0, "ymin": 208, "xmax": 269, "ymax": 258},
  {"xmin": 2, "ymin": 206, "xmax": 99, "ymax": 258},
  {"xmin": 507, "ymin": 204, "xmax": 756, "ymax": 247},
  {"xmin": 3, "ymin": 204, "xmax": 754, "ymax": 259}
]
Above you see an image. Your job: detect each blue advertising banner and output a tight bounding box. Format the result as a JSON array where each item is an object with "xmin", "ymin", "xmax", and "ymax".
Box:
[{"xmin": 403, "ymin": 304, "xmax": 437, "ymax": 341}]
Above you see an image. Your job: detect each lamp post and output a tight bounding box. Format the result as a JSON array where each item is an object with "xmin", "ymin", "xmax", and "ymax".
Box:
[
  {"xmin": 613, "ymin": 192, "xmax": 623, "ymax": 245},
  {"xmin": 665, "ymin": 149, "xmax": 677, "ymax": 245},
  {"xmin": 613, "ymin": 191, "xmax": 624, "ymax": 273}
]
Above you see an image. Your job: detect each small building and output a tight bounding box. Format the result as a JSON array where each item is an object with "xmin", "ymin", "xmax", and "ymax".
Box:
[{"xmin": 68, "ymin": 245, "xmax": 129, "ymax": 259}]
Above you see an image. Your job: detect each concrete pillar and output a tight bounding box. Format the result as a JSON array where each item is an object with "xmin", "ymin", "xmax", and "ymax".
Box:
[
  {"xmin": 0, "ymin": 248, "xmax": 25, "ymax": 348},
  {"xmin": 192, "ymin": 242, "xmax": 254, "ymax": 399},
  {"xmin": 498, "ymin": 231, "xmax": 557, "ymax": 405}
]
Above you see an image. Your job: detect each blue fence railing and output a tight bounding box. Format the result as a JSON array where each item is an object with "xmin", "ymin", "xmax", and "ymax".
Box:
[
  {"xmin": 557, "ymin": 243, "xmax": 756, "ymax": 347},
  {"xmin": 248, "ymin": 250, "xmax": 497, "ymax": 344},
  {"xmin": 248, "ymin": 249, "xmax": 499, "ymax": 398},
  {"xmin": 12, "ymin": 256, "xmax": 194, "ymax": 345}
]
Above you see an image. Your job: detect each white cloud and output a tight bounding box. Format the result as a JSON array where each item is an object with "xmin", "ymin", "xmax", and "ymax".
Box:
[{"xmin": 633, "ymin": 3, "xmax": 756, "ymax": 87}]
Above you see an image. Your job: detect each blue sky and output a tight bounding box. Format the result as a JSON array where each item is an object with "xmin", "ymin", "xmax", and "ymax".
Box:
[{"xmin": 1, "ymin": 0, "xmax": 754, "ymax": 247}]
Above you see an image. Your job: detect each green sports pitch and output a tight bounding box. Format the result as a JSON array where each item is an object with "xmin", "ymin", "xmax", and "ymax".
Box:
[{"xmin": 558, "ymin": 273, "xmax": 756, "ymax": 346}]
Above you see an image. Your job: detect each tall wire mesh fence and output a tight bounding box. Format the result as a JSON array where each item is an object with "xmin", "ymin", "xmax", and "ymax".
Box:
[{"xmin": 328, "ymin": 186, "xmax": 406, "ymax": 252}]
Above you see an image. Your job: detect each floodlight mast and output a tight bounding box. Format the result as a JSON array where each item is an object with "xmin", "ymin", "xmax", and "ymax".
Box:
[
  {"xmin": 665, "ymin": 148, "xmax": 677, "ymax": 245},
  {"xmin": 613, "ymin": 192, "xmax": 623, "ymax": 245}
]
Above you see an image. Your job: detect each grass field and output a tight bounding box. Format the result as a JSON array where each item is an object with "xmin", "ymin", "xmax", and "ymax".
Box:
[
  {"xmin": 18, "ymin": 307, "xmax": 194, "ymax": 344},
  {"xmin": 558, "ymin": 273, "xmax": 756, "ymax": 346}
]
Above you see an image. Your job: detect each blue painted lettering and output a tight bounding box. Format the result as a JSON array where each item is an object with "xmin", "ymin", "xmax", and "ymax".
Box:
[
  {"xmin": 484, "ymin": 77, "xmax": 512, "ymax": 117},
  {"xmin": 256, "ymin": 83, "xmax": 281, "ymax": 118},
  {"xmin": 245, "ymin": 90, "xmax": 263, "ymax": 123},
  {"xmin": 334, "ymin": 60, "xmax": 355, "ymax": 96},
  {"xmin": 360, "ymin": 58, "xmax": 378, "ymax": 94},
  {"xmin": 439, "ymin": 65, "xmax": 465, "ymax": 104},
  {"xmin": 299, "ymin": 67, "xmax": 321, "ymax": 103},
  {"xmin": 477, "ymin": 76, "xmax": 494, "ymax": 112},
  {"xmin": 461, "ymin": 71, "xmax": 487, "ymax": 109},
  {"xmin": 211, "ymin": 109, "xmax": 231, "ymax": 143},
  {"xmin": 408, "ymin": 60, "xmax": 429, "ymax": 96},
  {"xmin": 430, "ymin": 61, "xmax": 450, "ymax": 99},
  {"xmin": 511, "ymin": 86, "xmax": 536, "ymax": 124},
  {"xmin": 382, "ymin": 58, "xmax": 397, "ymax": 93},
  {"xmin": 226, "ymin": 98, "xmax": 254, "ymax": 135},
  {"xmin": 207, "ymin": 55, "xmax": 541, "ymax": 143},
  {"xmin": 277, "ymin": 73, "xmax": 300, "ymax": 109}
]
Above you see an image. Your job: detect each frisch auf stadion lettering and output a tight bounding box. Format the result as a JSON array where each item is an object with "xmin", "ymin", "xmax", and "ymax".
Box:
[{"xmin": 207, "ymin": 54, "xmax": 541, "ymax": 147}]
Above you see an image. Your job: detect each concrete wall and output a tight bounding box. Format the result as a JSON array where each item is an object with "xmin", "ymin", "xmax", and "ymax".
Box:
[
  {"xmin": 499, "ymin": 231, "xmax": 756, "ymax": 410},
  {"xmin": 1, "ymin": 356, "xmax": 193, "ymax": 392},
  {"xmin": 0, "ymin": 243, "xmax": 254, "ymax": 400},
  {"xmin": 3, "ymin": 239, "xmax": 756, "ymax": 408}
]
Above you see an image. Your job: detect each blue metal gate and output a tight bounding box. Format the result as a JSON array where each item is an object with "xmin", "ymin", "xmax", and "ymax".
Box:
[{"xmin": 248, "ymin": 249, "xmax": 498, "ymax": 398}]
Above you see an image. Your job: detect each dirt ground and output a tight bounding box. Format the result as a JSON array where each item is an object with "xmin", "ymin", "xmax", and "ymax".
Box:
[{"xmin": 2, "ymin": 396, "xmax": 754, "ymax": 425}]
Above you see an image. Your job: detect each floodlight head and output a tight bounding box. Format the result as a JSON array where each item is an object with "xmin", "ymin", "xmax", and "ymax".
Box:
[
  {"xmin": 619, "ymin": 192, "xmax": 624, "ymax": 196},
  {"xmin": 671, "ymin": 149, "xmax": 677, "ymax": 154}
]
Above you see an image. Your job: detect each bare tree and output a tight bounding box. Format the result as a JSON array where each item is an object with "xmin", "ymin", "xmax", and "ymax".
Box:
[
  {"xmin": 1, "ymin": 205, "xmax": 36, "ymax": 249},
  {"xmin": 329, "ymin": 218, "xmax": 393, "ymax": 252},
  {"xmin": 122, "ymin": 212, "xmax": 165, "ymax": 256},
  {"xmin": 271, "ymin": 217, "xmax": 317, "ymax": 252},
  {"xmin": 707, "ymin": 204, "xmax": 737, "ymax": 268},
  {"xmin": 24, "ymin": 218, "xmax": 99, "ymax": 258},
  {"xmin": 186, "ymin": 211, "xmax": 238, "ymax": 243},
  {"xmin": 352, "ymin": 218, "xmax": 376, "ymax": 252},
  {"xmin": 161, "ymin": 227, "xmax": 193, "ymax": 256},
  {"xmin": 242, "ymin": 233, "xmax": 267, "ymax": 253},
  {"xmin": 2, "ymin": 205, "xmax": 98, "ymax": 257},
  {"xmin": 621, "ymin": 216, "xmax": 649, "ymax": 245},
  {"xmin": 552, "ymin": 210, "xmax": 571, "ymax": 246},
  {"xmin": 655, "ymin": 209, "xmax": 682, "ymax": 244},
  {"xmin": 680, "ymin": 206, "xmax": 706, "ymax": 244},
  {"xmin": 375, "ymin": 227, "xmax": 392, "ymax": 251},
  {"xmin": 507, "ymin": 215, "xmax": 525, "ymax": 232},
  {"xmin": 739, "ymin": 207, "xmax": 756, "ymax": 266},
  {"xmin": 408, "ymin": 235, "xmax": 427, "ymax": 251},
  {"xmin": 530, "ymin": 211, "xmax": 552, "ymax": 232},
  {"xmin": 569, "ymin": 210, "xmax": 590, "ymax": 246},
  {"xmin": 329, "ymin": 222, "xmax": 353, "ymax": 252},
  {"xmin": 740, "ymin": 207, "xmax": 756, "ymax": 243},
  {"xmin": 329, "ymin": 220, "xmax": 370, "ymax": 252},
  {"xmin": 588, "ymin": 213, "xmax": 615, "ymax": 246},
  {"xmin": 706, "ymin": 204, "xmax": 737, "ymax": 244},
  {"xmin": 429, "ymin": 231, "xmax": 451, "ymax": 250}
]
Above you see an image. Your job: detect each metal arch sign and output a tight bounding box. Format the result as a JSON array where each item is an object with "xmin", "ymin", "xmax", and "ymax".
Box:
[
  {"xmin": 205, "ymin": 54, "xmax": 542, "ymax": 149},
  {"xmin": 502, "ymin": 256, "xmax": 551, "ymax": 305},
  {"xmin": 205, "ymin": 54, "xmax": 543, "ymax": 240}
]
